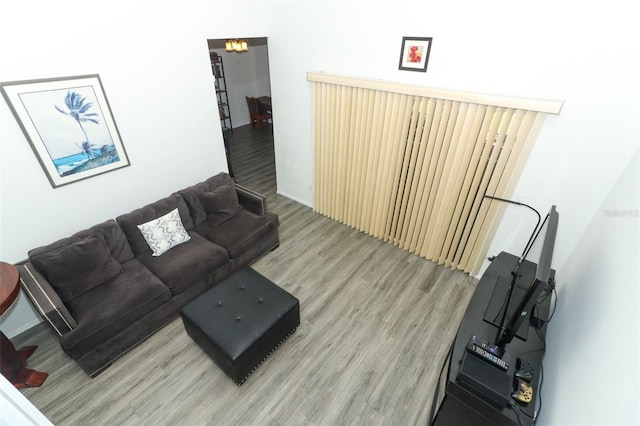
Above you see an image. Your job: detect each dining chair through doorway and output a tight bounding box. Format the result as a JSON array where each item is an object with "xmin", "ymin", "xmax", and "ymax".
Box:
[{"xmin": 246, "ymin": 96, "xmax": 272, "ymax": 126}]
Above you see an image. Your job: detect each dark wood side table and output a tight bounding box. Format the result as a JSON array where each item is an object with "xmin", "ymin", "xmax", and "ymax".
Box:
[{"xmin": 0, "ymin": 261, "xmax": 48, "ymax": 388}]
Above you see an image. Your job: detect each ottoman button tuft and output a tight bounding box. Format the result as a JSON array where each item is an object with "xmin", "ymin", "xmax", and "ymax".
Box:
[
  {"xmin": 259, "ymin": 298, "xmax": 264, "ymax": 303},
  {"xmin": 236, "ymin": 316, "xmax": 242, "ymax": 321},
  {"xmin": 218, "ymin": 301, "xmax": 223, "ymax": 306}
]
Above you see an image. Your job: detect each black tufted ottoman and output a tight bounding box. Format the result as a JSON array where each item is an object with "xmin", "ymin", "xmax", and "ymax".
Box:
[{"xmin": 180, "ymin": 267, "xmax": 299, "ymax": 385}]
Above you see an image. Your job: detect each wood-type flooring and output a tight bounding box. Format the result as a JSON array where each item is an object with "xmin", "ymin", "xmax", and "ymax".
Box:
[{"xmin": 15, "ymin": 124, "xmax": 477, "ymax": 425}]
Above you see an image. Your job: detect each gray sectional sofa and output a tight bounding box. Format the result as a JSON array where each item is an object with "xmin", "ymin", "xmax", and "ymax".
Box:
[{"xmin": 17, "ymin": 173, "xmax": 279, "ymax": 377}]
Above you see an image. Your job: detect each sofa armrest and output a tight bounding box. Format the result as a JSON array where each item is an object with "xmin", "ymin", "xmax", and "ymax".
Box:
[
  {"xmin": 236, "ymin": 183, "xmax": 268, "ymax": 216},
  {"xmin": 16, "ymin": 262, "xmax": 77, "ymax": 337}
]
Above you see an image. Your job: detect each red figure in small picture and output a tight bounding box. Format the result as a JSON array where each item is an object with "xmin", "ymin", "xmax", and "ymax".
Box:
[
  {"xmin": 399, "ymin": 37, "xmax": 432, "ymax": 72},
  {"xmin": 407, "ymin": 45, "xmax": 423, "ymax": 63}
]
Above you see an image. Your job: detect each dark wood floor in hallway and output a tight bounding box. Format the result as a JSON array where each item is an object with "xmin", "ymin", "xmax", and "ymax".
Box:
[
  {"xmin": 226, "ymin": 123, "xmax": 277, "ymax": 197},
  {"xmin": 15, "ymin": 123, "xmax": 476, "ymax": 425}
]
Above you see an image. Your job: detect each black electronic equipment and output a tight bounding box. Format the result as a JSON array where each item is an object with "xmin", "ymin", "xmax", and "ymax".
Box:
[
  {"xmin": 512, "ymin": 377, "xmax": 534, "ymax": 404},
  {"xmin": 434, "ymin": 251, "xmax": 554, "ymax": 425},
  {"xmin": 515, "ymin": 358, "xmax": 534, "ymax": 382},
  {"xmin": 457, "ymin": 350, "xmax": 512, "ymax": 408},
  {"xmin": 481, "ymin": 198, "xmax": 559, "ymax": 349},
  {"xmin": 484, "ymin": 275, "xmax": 532, "ymax": 340},
  {"xmin": 449, "ymin": 198, "xmax": 558, "ymax": 422},
  {"xmin": 496, "ymin": 205, "xmax": 558, "ymax": 347},
  {"xmin": 466, "ymin": 336, "xmax": 509, "ymax": 371}
]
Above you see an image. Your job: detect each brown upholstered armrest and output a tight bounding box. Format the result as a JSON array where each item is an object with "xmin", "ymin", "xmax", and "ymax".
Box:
[
  {"xmin": 16, "ymin": 262, "xmax": 77, "ymax": 337},
  {"xmin": 235, "ymin": 183, "xmax": 268, "ymax": 216}
]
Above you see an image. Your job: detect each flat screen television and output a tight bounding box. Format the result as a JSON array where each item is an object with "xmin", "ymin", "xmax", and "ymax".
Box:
[{"xmin": 483, "ymin": 205, "xmax": 559, "ymax": 348}]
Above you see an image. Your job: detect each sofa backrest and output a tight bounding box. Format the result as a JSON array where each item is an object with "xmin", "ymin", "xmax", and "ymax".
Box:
[
  {"xmin": 178, "ymin": 172, "xmax": 235, "ymax": 227},
  {"xmin": 116, "ymin": 193, "xmax": 195, "ymax": 256},
  {"xmin": 27, "ymin": 220, "xmax": 135, "ymax": 306},
  {"xmin": 28, "ymin": 219, "xmax": 135, "ymax": 266}
]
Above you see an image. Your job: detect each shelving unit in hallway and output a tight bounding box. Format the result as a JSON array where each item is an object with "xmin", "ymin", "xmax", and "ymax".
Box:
[{"xmin": 211, "ymin": 53, "xmax": 232, "ymax": 133}]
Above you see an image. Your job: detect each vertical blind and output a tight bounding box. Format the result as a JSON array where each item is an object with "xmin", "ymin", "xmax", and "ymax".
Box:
[{"xmin": 308, "ymin": 73, "xmax": 562, "ymax": 275}]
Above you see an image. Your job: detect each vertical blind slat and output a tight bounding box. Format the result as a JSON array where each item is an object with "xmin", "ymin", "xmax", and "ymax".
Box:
[
  {"xmin": 403, "ymin": 97, "xmax": 436, "ymax": 251},
  {"xmin": 398, "ymin": 97, "xmax": 431, "ymax": 248},
  {"xmin": 449, "ymin": 105, "xmax": 498, "ymax": 269}
]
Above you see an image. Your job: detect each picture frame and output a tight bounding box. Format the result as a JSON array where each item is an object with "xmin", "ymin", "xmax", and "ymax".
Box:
[
  {"xmin": 1, "ymin": 74, "xmax": 130, "ymax": 188},
  {"xmin": 398, "ymin": 37, "xmax": 433, "ymax": 72}
]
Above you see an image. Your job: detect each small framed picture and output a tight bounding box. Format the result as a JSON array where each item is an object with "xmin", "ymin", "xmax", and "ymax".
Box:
[
  {"xmin": 398, "ymin": 37, "xmax": 433, "ymax": 72},
  {"xmin": 1, "ymin": 74, "xmax": 130, "ymax": 188}
]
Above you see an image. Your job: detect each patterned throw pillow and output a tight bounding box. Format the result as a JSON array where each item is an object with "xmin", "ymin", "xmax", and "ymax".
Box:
[{"xmin": 137, "ymin": 208, "xmax": 191, "ymax": 256}]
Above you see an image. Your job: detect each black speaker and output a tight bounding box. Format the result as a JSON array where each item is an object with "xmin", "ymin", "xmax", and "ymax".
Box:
[{"xmin": 457, "ymin": 351, "xmax": 512, "ymax": 408}]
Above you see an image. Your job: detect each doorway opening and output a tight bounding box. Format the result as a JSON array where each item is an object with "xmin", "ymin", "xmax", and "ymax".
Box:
[{"xmin": 206, "ymin": 37, "xmax": 276, "ymax": 197}]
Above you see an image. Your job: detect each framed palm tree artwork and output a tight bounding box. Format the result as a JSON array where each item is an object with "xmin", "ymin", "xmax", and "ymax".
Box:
[{"xmin": 1, "ymin": 74, "xmax": 130, "ymax": 188}]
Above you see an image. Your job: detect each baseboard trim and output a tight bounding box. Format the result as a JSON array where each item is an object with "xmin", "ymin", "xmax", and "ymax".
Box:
[
  {"xmin": 276, "ymin": 190, "xmax": 312, "ymax": 208},
  {"xmin": 11, "ymin": 320, "xmax": 47, "ymax": 341}
]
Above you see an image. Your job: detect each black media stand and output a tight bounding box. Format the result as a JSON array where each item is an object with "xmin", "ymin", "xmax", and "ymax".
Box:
[{"xmin": 431, "ymin": 251, "xmax": 553, "ymax": 425}]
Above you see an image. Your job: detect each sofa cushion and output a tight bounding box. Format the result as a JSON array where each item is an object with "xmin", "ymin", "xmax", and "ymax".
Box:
[
  {"xmin": 200, "ymin": 183, "xmax": 243, "ymax": 226},
  {"xmin": 30, "ymin": 233, "xmax": 122, "ymax": 304},
  {"xmin": 93, "ymin": 220, "xmax": 136, "ymax": 263},
  {"xmin": 137, "ymin": 208, "xmax": 191, "ymax": 256},
  {"xmin": 136, "ymin": 232, "xmax": 229, "ymax": 295},
  {"xmin": 178, "ymin": 172, "xmax": 236, "ymax": 227},
  {"xmin": 61, "ymin": 259, "xmax": 171, "ymax": 358},
  {"xmin": 195, "ymin": 210, "xmax": 279, "ymax": 259},
  {"xmin": 28, "ymin": 220, "xmax": 135, "ymax": 266},
  {"xmin": 116, "ymin": 194, "xmax": 194, "ymax": 256}
]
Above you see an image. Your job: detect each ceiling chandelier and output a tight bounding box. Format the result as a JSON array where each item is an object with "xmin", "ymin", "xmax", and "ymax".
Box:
[{"xmin": 225, "ymin": 39, "xmax": 248, "ymax": 52}]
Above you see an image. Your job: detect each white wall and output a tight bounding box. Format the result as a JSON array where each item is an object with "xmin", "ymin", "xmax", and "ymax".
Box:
[
  {"xmin": 254, "ymin": 44, "xmax": 272, "ymax": 100},
  {"xmin": 0, "ymin": 375, "xmax": 53, "ymax": 425},
  {"xmin": 539, "ymin": 149, "xmax": 639, "ymax": 425},
  {"xmin": 0, "ymin": 0, "xmax": 270, "ymax": 337}
]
